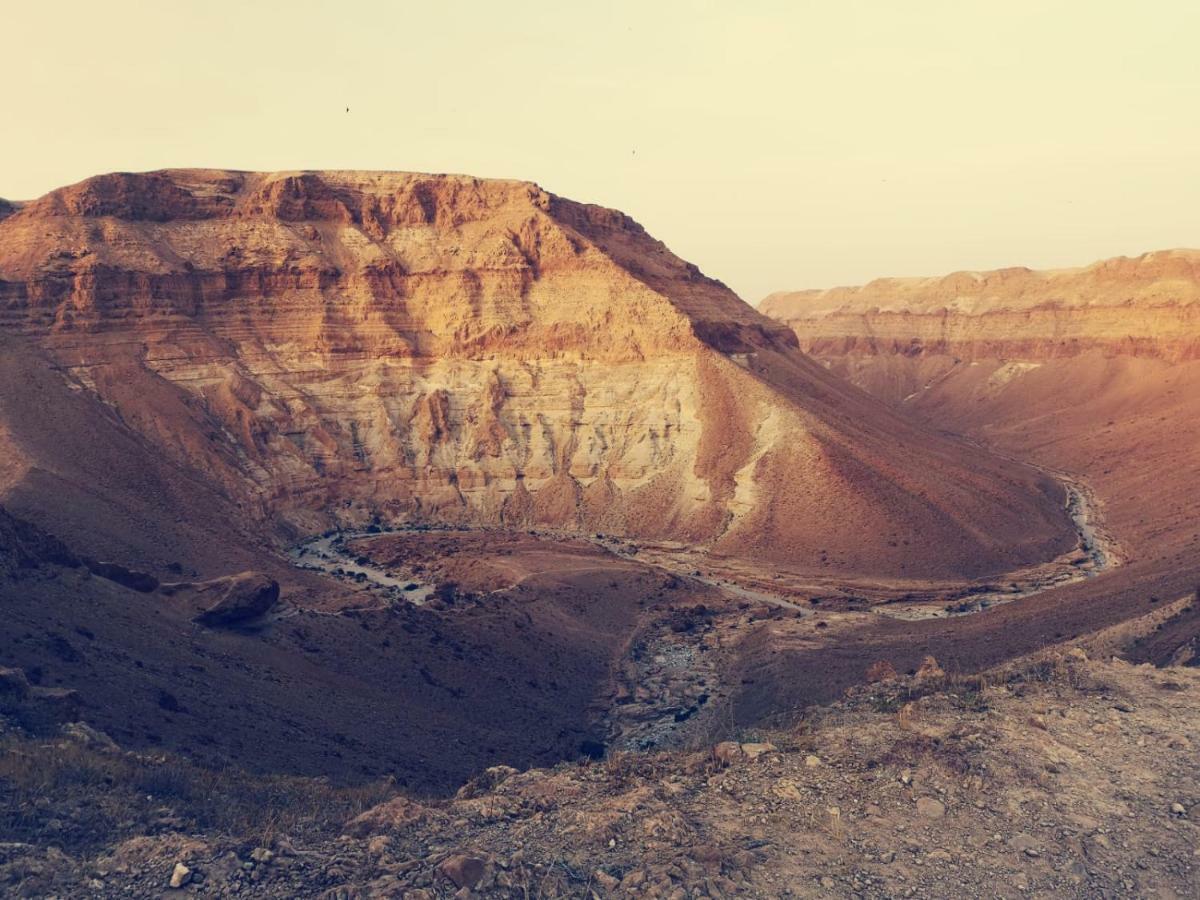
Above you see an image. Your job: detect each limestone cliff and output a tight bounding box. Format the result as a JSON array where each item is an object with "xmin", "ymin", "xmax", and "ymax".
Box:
[
  {"xmin": 760, "ymin": 249, "xmax": 1200, "ymax": 363},
  {"xmin": 0, "ymin": 170, "xmax": 1073, "ymax": 578}
]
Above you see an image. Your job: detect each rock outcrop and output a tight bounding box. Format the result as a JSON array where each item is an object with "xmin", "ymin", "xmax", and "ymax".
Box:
[
  {"xmin": 0, "ymin": 665, "xmax": 82, "ymax": 732},
  {"xmin": 0, "ymin": 505, "xmax": 81, "ymax": 576},
  {"xmin": 181, "ymin": 572, "xmax": 281, "ymax": 627},
  {"xmin": 0, "ymin": 169, "xmax": 1075, "ymax": 578}
]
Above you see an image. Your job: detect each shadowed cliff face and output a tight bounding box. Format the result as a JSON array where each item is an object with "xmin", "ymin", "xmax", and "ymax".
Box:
[{"xmin": 0, "ymin": 169, "xmax": 1073, "ymax": 579}]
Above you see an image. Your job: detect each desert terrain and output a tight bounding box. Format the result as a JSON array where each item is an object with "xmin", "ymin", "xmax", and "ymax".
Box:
[{"xmin": 2, "ymin": 174, "xmax": 1199, "ymax": 897}]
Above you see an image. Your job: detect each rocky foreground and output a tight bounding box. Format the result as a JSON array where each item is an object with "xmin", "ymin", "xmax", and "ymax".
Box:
[{"xmin": 3, "ymin": 645, "xmax": 1198, "ymax": 898}]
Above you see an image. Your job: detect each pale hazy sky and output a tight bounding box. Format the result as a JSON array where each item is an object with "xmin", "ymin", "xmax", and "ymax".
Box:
[{"xmin": 5, "ymin": 1, "xmax": 1199, "ymax": 301}]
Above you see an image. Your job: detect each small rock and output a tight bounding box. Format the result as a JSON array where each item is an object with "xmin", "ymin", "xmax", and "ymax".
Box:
[
  {"xmin": 916, "ymin": 655, "xmax": 945, "ymax": 680},
  {"xmin": 60, "ymin": 721, "xmax": 120, "ymax": 751},
  {"xmin": 438, "ymin": 854, "xmax": 487, "ymax": 890},
  {"xmin": 593, "ymin": 869, "xmax": 619, "ymax": 891},
  {"xmin": 916, "ymin": 797, "xmax": 945, "ymax": 819},
  {"xmin": 250, "ymin": 847, "xmax": 274, "ymax": 864},
  {"xmin": 169, "ymin": 862, "xmax": 191, "ymax": 889},
  {"xmin": 621, "ymin": 870, "xmax": 647, "ymax": 888},
  {"xmin": 804, "ymin": 754, "xmax": 822, "ymax": 768},
  {"xmin": 740, "ymin": 742, "xmax": 777, "ymax": 759},
  {"xmin": 713, "ymin": 741, "xmax": 743, "ymax": 765},
  {"xmin": 1172, "ymin": 802, "xmax": 1187, "ymax": 816}
]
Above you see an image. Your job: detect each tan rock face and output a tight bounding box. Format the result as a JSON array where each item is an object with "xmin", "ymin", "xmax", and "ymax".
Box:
[{"xmin": 0, "ymin": 170, "xmax": 1073, "ymax": 578}]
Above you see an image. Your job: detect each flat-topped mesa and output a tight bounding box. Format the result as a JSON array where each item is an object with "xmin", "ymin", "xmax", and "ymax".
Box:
[
  {"xmin": 0, "ymin": 170, "xmax": 794, "ymax": 358},
  {"xmin": 0, "ymin": 170, "xmax": 1075, "ymax": 579},
  {"xmin": 760, "ymin": 250, "xmax": 1200, "ymax": 362}
]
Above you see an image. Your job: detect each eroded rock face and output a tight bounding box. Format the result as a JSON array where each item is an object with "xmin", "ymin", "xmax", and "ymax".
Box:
[{"xmin": 0, "ymin": 170, "xmax": 1074, "ymax": 578}]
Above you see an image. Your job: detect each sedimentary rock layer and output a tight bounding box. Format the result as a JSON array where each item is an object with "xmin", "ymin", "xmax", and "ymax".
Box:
[{"xmin": 761, "ymin": 249, "xmax": 1200, "ymax": 362}]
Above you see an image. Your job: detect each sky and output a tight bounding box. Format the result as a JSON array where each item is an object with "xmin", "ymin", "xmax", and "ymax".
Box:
[{"xmin": 4, "ymin": 0, "xmax": 1199, "ymax": 302}]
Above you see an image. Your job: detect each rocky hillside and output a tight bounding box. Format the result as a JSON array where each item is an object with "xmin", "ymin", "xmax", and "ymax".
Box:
[
  {"xmin": 0, "ymin": 170, "xmax": 1074, "ymax": 579},
  {"xmin": 4, "ymin": 644, "xmax": 1198, "ymax": 898}
]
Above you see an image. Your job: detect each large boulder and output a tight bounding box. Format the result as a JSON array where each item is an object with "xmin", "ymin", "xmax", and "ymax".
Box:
[
  {"xmin": 191, "ymin": 572, "xmax": 280, "ymax": 627},
  {"xmin": 0, "ymin": 666, "xmax": 31, "ymax": 711},
  {"xmin": 0, "ymin": 667, "xmax": 81, "ymax": 732}
]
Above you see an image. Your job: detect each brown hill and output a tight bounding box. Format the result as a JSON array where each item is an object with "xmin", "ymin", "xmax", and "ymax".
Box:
[{"xmin": 0, "ymin": 169, "xmax": 1074, "ymax": 580}]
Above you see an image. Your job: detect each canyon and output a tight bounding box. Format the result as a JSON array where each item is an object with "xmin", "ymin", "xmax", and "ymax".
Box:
[
  {"xmin": 0, "ymin": 170, "xmax": 1072, "ymax": 581},
  {"xmin": 3, "ymin": 173, "xmax": 1200, "ymax": 897}
]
